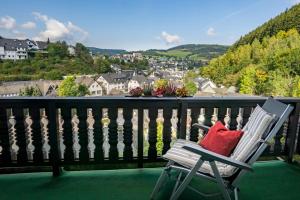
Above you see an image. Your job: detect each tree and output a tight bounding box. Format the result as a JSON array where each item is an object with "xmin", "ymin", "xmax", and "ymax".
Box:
[
  {"xmin": 184, "ymin": 81, "xmax": 197, "ymax": 96},
  {"xmin": 20, "ymin": 86, "xmax": 42, "ymax": 96},
  {"xmin": 75, "ymin": 43, "xmax": 94, "ymax": 64},
  {"xmin": 58, "ymin": 76, "xmax": 89, "ymax": 96},
  {"xmin": 200, "ymin": 29, "xmax": 300, "ymax": 97},
  {"xmin": 47, "ymin": 41, "xmax": 69, "ymax": 59}
]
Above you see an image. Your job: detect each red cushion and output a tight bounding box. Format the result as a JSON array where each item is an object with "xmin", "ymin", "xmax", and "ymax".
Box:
[{"xmin": 199, "ymin": 121, "xmax": 243, "ymax": 157}]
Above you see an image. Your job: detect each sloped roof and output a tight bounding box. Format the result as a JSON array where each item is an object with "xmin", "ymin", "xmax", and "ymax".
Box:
[
  {"xmin": 0, "ymin": 80, "xmax": 60, "ymax": 96},
  {"xmin": 75, "ymin": 76, "xmax": 95, "ymax": 87},
  {"xmin": 0, "ymin": 37, "xmax": 48, "ymax": 51},
  {"xmin": 99, "ymin": 72, "xmax": 133, "ymax": 84},
  {"xmin": 131, "ymin": 75, "xmax": 146, "ymax": 83}
]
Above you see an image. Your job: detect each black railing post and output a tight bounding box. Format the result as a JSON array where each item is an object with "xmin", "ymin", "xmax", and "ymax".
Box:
[
  {"xmin": 286, "ymin": 103, "xmax": 300, "ymax": 163},
  {"xmin": 47, "ymin": 100, "xmax": 61, "ymax": 176},
  {"xmin": 178, "ymin": 100, "xmax": 187, "ymax": 140}
]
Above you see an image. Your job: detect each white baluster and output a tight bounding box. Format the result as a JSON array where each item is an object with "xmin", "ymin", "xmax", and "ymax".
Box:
[
  {"xmin": 236, "ymin": 108, "xmax": 244, "ymax": 130},
  {"xmin": 8, "ymin": 109, "xmax": 18, "ymax": 161},
  {"xmin": 224, "ymin": 108, "xmax": 231, "ymax": 129},
  {"xmin": 197, "ymin": 108, "xmax": 206, "ymax": 141},
  {"xmin": 87, "ymin": 108, "xmax": 96, "ymax": 159},
  {"xmin": 24, "ymin": 109, "xmax": 34, "ymax": 161},
  {"xmin": 71, "ymin": 110, "xmax": 80, "ymax": 160},
  {"xmin": 117, "ymin": 108, "xmax": 125, "ymax": 157},
  {"xmin": 132, "ymin": 109, "xmax": 138, "ymax": 157},
  {"xmin": 143, "ymin": 109, "xmax": 149, "ymax": 157},
  {"xmin": 186, "ymin": 109, "xmax": 192, "ymax": 141},
  {"xmin": 211, "ymin": 108, "xmax": 218, "ymax": 125},
  {"xmin": 40, "ymin": 109, "xmax": 50, "ymax": 160},
  {"xmin": 170, "ymin": 109, "xmax": 178, "ymax": 146},
  {"xmin": 57, "ymin": 109, "xmax": 66, "ymax": 160},
  {"xmin": 102, "ymin": 108, "xmax": 110, "ymax": 158}
]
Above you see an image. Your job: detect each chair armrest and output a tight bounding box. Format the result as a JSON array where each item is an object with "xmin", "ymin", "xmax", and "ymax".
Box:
[
  {"xmin": 192, "ymin": 123, "xmax": 210, "ymax": 132},
  {"xmin": 182, "ymin": 144, "xmax": 253, "ymax": 172}
]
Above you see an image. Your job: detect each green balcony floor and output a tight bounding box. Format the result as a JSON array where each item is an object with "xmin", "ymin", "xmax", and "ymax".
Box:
[{"xmin": 0, "ymin": 161, "xmax": 299, "ymax": 200}]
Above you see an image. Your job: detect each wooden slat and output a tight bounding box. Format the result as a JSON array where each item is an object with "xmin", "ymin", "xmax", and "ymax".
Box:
[
  {"xmin": 77, "ymin": 107, "xmax": 89, "ymax": 162},
  {"xmin": 108, "ymin": 107, "xmax": 118, "ymax": 161},
  {"xmin": 229, "ymin": 107, "xmax": 239, "ymax": 130},
  {"xmin": 0, "ymin": 106, "xmax": 11, "ymax": 163},
  {"xmin": 148, "ymin": 108, "xmax": 158, "ymax": 160},
  {"xmin": 29, "ymin": 106, "xmax": 43, "ymax": 163},
  {"xmin": 92, "ymin": 106, "xmax": 103, "ymax": 162},
  {"xmin": 189, "ymin": 107, "xmax": 200, "ymax": 142},
  {"xmin": 162, "ymin": 107, "xmax": 172, "ymax": 154},
  {"xmin": 46, "ymin": 102, "xmax": 61, "ymax": 176},
  {"xmin": 123, "ymin": 107, "xmax": 133, "ymax": 161},
  {"xmin": 178, "ymin": 102, "xmax": 187, "ymax": 139}
]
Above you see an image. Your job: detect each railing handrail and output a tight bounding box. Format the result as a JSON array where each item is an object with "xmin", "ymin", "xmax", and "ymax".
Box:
[{"xmin": 0, "ymin": 96, "xmax": 299, "ymax": 176}]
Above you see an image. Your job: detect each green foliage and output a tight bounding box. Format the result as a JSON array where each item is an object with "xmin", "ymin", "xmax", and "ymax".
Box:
[
  {"xmin": 200, "ymin": 29, "xmax": 300, "ymax": 97},
  {"xmin": 184, "ymin": 81, "xmax": 197, "ymax": 96},
  {"xmin": 47, "ymin": 41, "xmax": 69, "ymax": 59},
  {"xmin": 156, "ymin": 121, "xmax": 163, "ymax": 156},
  {"xmin": 145, "ymin": 44, "xmax": 229, "ymax": 61},
  {"xmin": 58, "ymin": 76, "xmax": 89, "ymax": 96},
  {"xmin": 233, "ymin": 4, "xmax": 300, "ymax": 48},
  {"xmin": 154, "ymin": 79, "xmax": 168, "ymax": 89},
  {"xmin": 20, "ymin": 86, "xmax": 42, "ymax": 96}
]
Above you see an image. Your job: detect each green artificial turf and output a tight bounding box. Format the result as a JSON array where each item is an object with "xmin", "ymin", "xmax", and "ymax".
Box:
[{"xmin": 0, "ymin": 161, "xmax": 299, "ymax": 200}]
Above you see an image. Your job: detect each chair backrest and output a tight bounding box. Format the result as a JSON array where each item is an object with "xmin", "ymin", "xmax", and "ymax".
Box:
[{"xmin": 231, "ymin": 98, "xmax": 293, "ymax": 187}]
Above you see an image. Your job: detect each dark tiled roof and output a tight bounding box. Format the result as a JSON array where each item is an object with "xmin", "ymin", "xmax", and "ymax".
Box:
[
  {"xmin": 100, "ymin": 72, "xmax": 134, "ymax": 84},
  {"xmin": 0, "ymin": 37, "xmax": 48, "ymax": 51}
]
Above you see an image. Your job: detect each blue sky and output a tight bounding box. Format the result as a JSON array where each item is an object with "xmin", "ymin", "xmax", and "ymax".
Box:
[{"xmin": 0, "ymin": 0, "xmax": 299, "ymax": 50}]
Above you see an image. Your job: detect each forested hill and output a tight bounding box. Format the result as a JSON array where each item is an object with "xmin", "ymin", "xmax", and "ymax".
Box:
[
  {"xmin": 232, "ymin": 3, "xmax": 300, "ymax": 48},
  {"xmin": 143, "ymin": 44, "xmax": 229, "ymax": 61},
  {"xmin": 88, "ymin": 47, "xmax": 127, "ymax": 56}
]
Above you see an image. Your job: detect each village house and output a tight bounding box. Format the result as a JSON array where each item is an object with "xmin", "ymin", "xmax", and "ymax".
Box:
[
  {"xmin": 75, "ymin": 76, "xmax": 103, "ymax": 96},
  {"xmin": 96, "ymin": 72, "xmax": 132, "ymax": 95},
  {"xmin": 0, "ymin": 80, "xmax": 61, "ymax": 97},
  {"xmin": 0, "ymin": 36, "xmax": 48, "ymax": 60},
  {"xmin": 194, "ymin": 77, "xmax": 217, "ymax": 93},
  {"xmin": 127, "ymin": 74, "xmax": 147, "ymax": 91}
]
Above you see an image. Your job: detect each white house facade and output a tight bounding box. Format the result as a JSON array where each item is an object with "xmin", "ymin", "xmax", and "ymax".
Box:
[{"xmin": 0, "ymin": 37, "xmax": 48, "ymax": 60}]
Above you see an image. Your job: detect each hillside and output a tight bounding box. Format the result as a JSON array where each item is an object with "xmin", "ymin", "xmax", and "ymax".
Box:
[
  {"xmin": 233, "ymin": 3, "xmax": 300, "ymax": 48},
  {"xmin": 143, "ymin": 44, "xmax": 229, "ymax": 61},
  {"xmin": 88, "ymin": 47, "xmax": 127, "ymax": 56},
  {"xmin": 201, "ymin": 29, "xmax": 300, "ymax": 97}
]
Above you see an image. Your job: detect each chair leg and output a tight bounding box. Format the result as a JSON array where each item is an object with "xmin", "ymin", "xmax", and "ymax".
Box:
[
  {"xmin": 234, "ymin": 188, "xmax": 239, "ymax": 200},
  {"xmin": 150, "ymin": 161, "xmax": 173, "ymax": 199},
  {"xmin": 170, "ymin": 159, "xmax": 204, "ymax": 200},
  {"xmin": 171, "ymin": 172, "xmax": 183, "ymax": 196},
  {"xmin": 209, "ymin": 161, "xmax": 231, "ymax": 200}
]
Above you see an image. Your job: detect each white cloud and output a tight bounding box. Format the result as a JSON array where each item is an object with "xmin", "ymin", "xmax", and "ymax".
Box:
[
  {"xmin": 160, "ymin": 31, "xmax": 181, "ymax": 45},
  {"xmin": 207, "ymin": 27, "xmax": 216, "ymax": 36},
  {"xmin": 33, "ymin": 12, "xmax": 48, "ymax": 21},
  {"xmin": 12, "ymin": 30, "xmax": 27, "ymax": 39},
  {"xmin": 32, "ymin": 12, "xmax": 88, "ymax": 43},
  {"xmin": 21, "ymin": 21, "xmax": 36, "ymax": 29},
  {"xmin": 0, "ymin": 16, "xmax": 16, "ymax": 30}
]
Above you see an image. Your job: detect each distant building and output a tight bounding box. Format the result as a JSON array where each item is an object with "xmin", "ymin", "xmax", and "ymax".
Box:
[
  {"xmin": 96, "ymin": 72, "xmax": 133, "ymax": 95},
  {"xmin": 75, "ymin": 76, "xmax": 103, "ymax": 96},
  {"xmin": 0, "ymin": 36, "xmax": 48, "ymax": 60},
  {"xmin": 194, "ymin": 78, "xmax": 217, "ymax": 93},
  {"xmin": 68, "ymin": 45, "xmax": 76, "ymax": 56},
  {"xmin": 0, "ymin": 80, "xmax": 60, "ymax": 97},
  {"xmin": 128, "ymin": 74, "xmax": 147, "ymax": 91}
]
